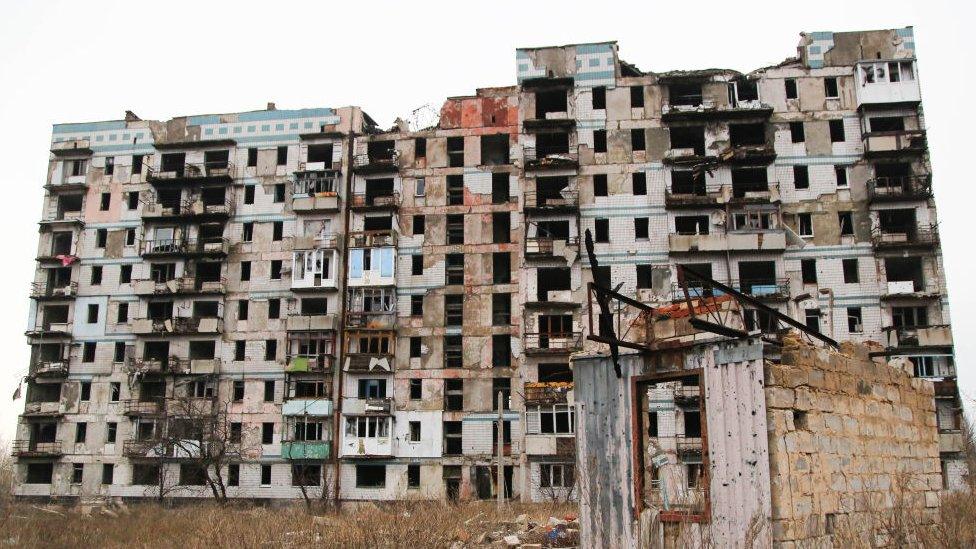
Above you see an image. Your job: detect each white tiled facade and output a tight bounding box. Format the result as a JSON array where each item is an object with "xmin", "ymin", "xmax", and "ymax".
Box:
[{"xmin": 14, "ymin": 27, "xmax": 966, "ymax": 502}]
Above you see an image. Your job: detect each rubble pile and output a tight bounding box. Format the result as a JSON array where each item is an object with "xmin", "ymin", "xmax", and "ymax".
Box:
[{"xmin": 452, "ymin": 513, "xmax": 580, "ymax": 548}]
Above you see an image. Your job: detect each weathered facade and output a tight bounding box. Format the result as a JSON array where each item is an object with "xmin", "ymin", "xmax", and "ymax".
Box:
[{"xmin": 14, "ymin": 26, "xmax": 964, "ymax": 505}]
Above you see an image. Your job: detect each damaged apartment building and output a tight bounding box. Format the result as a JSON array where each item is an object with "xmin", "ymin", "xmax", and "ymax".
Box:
[{"xmin": 13, "ymin": 26, "xmax": 964, "ymax": 505}]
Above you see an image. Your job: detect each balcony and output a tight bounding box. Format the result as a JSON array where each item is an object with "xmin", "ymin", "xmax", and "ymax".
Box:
[
  {"xmin": 293, "ymin": 171, "xmax": 341, "ymax": 213},
  {"xmin": 665, "ymin": 186, "xmax": 722, "ymax": 209},
  {"xmin": 21, "ymin": 402, "xmax": 63, "ymax": 417},
  {"xmin": 675, "ymin": 435, "xmax": 704, "ymax": 456},
  {"xmin": 131, "ymin": 317, "xmax": 224, "ymax": 336},
  {"xmin": 720, "ymin": 143, "xmax": 776, "ymax": 165},
  {"xmin": 883, "ymin": 325, "xmax": 953, "ymax": 350},
  {"xmin": 523, "ymin": 332, "xmax": 583, "ymax": 356},
  {"xmin": 146, "ymin": 161, "xmax": 235, "ymax": 186},
  {"xmin": 50, "ymin": 139, "xmax": 93, "ymax": 157},
  {"xmin": 132, "ymin": 277, "xmax": 226, "ymax": 296},
  {"xmin": 123, "ymin": 439, "xmax": 167, "ymax": 459},
  {"xmin": 674, "ymin": 385, "xmax": 702, "ymax": 406},
  {"xmin": 854, "ymin": 61, "xmax": 921, "ymax": 108},
  {"xmin": 38, "ymin": 211, "xmax": 85, "ymax": 228},
  {"xmin": 524, "ymin": 290, "xmax": 581, "ymax": 310},
  {"xmin": 286, "ymin": 314, "xmax": 338, "ymax": 332},
  {"xmin": 349, "ymin": 192, "xmax": 400, "ymax": 212},
  {"xmin": 30, "ymin": 282, "xmax": 77, "ymax": 300},
  {"xmin": 126, "ymin": 356, "xmax": 216, "ymax": 375},
  {"xmin": 523, "ymin": 118, "xmax": 576, "ymax": 132},
  {"xmin": 867, "ymin": 176, "xmax": 932, "ymax": 203},
  {"xmin": 664, "ymin": 148, "xmax": 712, "ymax": 166},
  {"xmin": 880, "ymin": 281, "xmax": 938, "ymax": 301},
  {"xmin": 353, "ymin": 152, "xmax": 399, "ymax": 174},
  {"xmin": 863, "ymin": 130, "xmax": 927, "ymax": 157},
  {"xmin": 523, "ymin": 189, "xmax": 579, "ymax": 213},
  {"xmin": 348, "ymin": 230, "xmax": 397, "ymax": 248},
  {"xmin": 282, "ymin": 399, "xmax": 333, "ymax": 416},
  {"xmin": 286, "ymin": 353, "xmax": 334, "ymax": 373},
  {"xmin": 729, "ymin": 182, "xmax": 780, "ymax": 205},
  {"xmin": 662, "ymin": 100, "xmax": 773, "ymax": 122},
  {"xmin": 141, "ymin": 238, "xmax": 229, "ymax": 259},
  {"xmin": 525, "ymin": 237, "xmax": 580, "ymax": 260},
  {"xmin": 732, "ymin": 279, "xmax": 790, "ymax": 301},
  {"xmin": 282, "ymin": 440, "xmax": 331, "ymax": 460},
  {"xmin": 28, "ymin": 359, "xmax": 69, "ymax": 378},
  {"xmin": 523, "ymin": 382, "xmax": 573, "ymax": 405},
  {"xmin": 668, "ymin": 231, "xmax": 786, "ymax": 254},
  {"xmin": 871, "ymin": 225, "xmax": 939, "ymax": 251},
  {"xmin": 341, "ymin": 426, "xmax": 394, "ymax": 458},
  {"xmin": 11, "ymin": 440, "xmax": 62, "ymax": 457},
  {"xmin": 523, "ymin": 147, "xmax": 579, "ymax": 171},
  {"xmin": 142, "ymin": 196, "xmax": 233, "ymax": 221},
  {"xmin": 123, "ymin": 399, "xmax": 164, "ymax": 417},
  {"xmin": 343, "ymin": 397, "xmax": 393, "ymax": 416},
  {"xmin": 25, "ymin": 321, "xmax": 73, "ymax": 338}
]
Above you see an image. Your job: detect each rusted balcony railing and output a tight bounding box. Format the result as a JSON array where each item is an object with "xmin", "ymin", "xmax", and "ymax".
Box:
[
  {"xmin": 871, "ymin": 225, "xmax": 939, "ymax": 249},
  {"xmin": 349, "ymin": 192, "xmax": 400, "ymax": 210},
  {"xmin": 867, "ymin": 175, "xmax": 933, "ymax": 202}
]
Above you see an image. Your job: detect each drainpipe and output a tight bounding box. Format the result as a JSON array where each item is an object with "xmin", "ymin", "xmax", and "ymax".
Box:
[{"xmin": 332, "ymin": 118, "xmax": 357, "ymax": 508}]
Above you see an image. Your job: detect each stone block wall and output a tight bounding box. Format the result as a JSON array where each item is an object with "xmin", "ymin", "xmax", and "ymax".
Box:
[{"xmin": 766, "ymin": 335, "xmax": 941, "ymax": 546}]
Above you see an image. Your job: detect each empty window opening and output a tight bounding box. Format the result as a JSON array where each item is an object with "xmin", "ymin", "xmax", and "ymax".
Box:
[
  {"xmin": 481, "ymin": 134, "xmax": 510, "ymax": 165},
  {"xmin": 535, "ymin": 89, "xmax": 568, "ymax": 118},
  {"xmin": 675, "ymin": 215, "xmax": 709, "ymax": 235},
  {"xmin": 669, "ymin": 126, "xmax": 706, "ymax": 156},
  {"xmin": 730, "ymin": 123, "xmax": 766, "ymax": 147},
  {"xmin": 829, "ymin": 119, "xmax": 846, "ymax": 142},
  {"xmin": 536, "ymin": 267, "xmax": 571, "ymax": 302},
  {"xmin": 669, "ymin": 83, "xmax": 702, "ymax": 106}
]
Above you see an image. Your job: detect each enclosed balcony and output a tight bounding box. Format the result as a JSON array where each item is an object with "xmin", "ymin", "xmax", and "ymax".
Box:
[
  {"xmin": 286, "ymin": 332, "xmax": 336, "ymax": 374},
  {"xmin": 292, "ymin": 248, "xmax": 339, "ymax": 291},
  {"xmin": 343, "ymin": 330, "xmax": 395, "ymax": 372},
  {"xmin": 867, "ymin": 175, "xmax": 932, "ymax": 203},
  {"xmin": 293, "ymin": 171, "xmax": 341, "ymax": 213},
  {"xmin": 347, "ymin": 246, "xmax": 396, "ymax": 287},
  {"xmin": 343, "ymin": 397, "xmax": 393, "ymax": 416},
  {"xmin": 854, "ymin": 60, "xmax": 921, "ymax": 108},
  {"xmin": 341, "ymin": 416, "xmax": 393, "ymax": 458},
  {"xmin": 346, "ymin": 287, "xmax": 396, "ymax": 329}
]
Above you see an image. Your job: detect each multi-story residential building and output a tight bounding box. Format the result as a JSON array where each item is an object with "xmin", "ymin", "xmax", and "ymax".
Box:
[{"xmin": 13, "ymin": 26, "xmax": 966, "ymax": 501}]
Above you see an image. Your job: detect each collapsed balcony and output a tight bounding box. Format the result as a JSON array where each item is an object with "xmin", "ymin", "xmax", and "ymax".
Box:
[
  {"xmin": 721, "ymin": 123, "xmax": 775, "ymax": 164},
  {"xmin": 293, "ymin": 171, "xmax": 341, "ymax": 213}
]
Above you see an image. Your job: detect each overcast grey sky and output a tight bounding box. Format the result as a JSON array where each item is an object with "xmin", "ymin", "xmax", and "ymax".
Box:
[{"xmin": 0, "ymin": 0, "xmax": 972, "ymax": 440}]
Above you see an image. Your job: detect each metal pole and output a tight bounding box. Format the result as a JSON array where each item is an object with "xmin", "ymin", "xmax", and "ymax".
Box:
[{"xmin": 497, "ymin": 391, "xmax": 504, "ymax": 509}]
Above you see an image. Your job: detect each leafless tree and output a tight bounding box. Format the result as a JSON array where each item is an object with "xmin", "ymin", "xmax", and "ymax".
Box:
[
  {"xmin": 156, "ymin": 392, "xmax": 241, "ymax": 503},
  {"xmin": 292, "ymin": 461, "xmax": 336, "ymax": 514}
]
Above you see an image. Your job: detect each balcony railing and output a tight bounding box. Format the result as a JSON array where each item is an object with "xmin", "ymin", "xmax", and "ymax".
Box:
[
  {"xmin": 662, "ymin": 100, "xmax": 773, "ymax": 121},
  {"xmin": 352, "ymin": 152, "xmax": 398, "ymax": 172},
  {"xmin": 11, "ymin": 440, "xmax": 62, "ymax": 457},
  {"xmin": 282, "ymin": 440, "xmax": 331, "ymax": 460},
  {"xmin": 349, "ymin": 192, "xmax": 400, "ymax": 210},
  {"xmin": 732, "ymin": 278, "xmax": 790, "ymax": 300},
  {"xmin": 867, "ymin": 175, "xmax": 933, "ymax": 202},
  {"xmin": 523, "ymin": 382, "xmax": 573, "ymax": 404},
  {"xmin": 26, "ymin": 321, "xmax": 73, "ymax": 337},
  {"xmin": 523, "ymin": 147, "xmax": 579, "ymax": 170},
  {"xmin": 133, "ymin": 277, "xmax": 227, "ymax": 295},
  {"xmin": 523, "ymin": 332, "xmax": 583, "ymax": 354},
  {"xmin": 123, "ymin": 439, "xmax": 166, "ymax": 458},
  {"xmin": 123, "ymin": 399, "xmax": 164, "ymax": 416},
  {"xmin": 883, "ymin": 324, "xmax": 953, "ymax": 349},
  {"xmin": 294, "ymin": 172, "xmax": 340, "ymax": 195},
  {"xmin": 30, "ymin": 282, "xmax": 77, "ymax": 299},
  {"xmin": 141, "ymin": 238, "xmax": 229, "ymax": 257},
  {"xmin": 132, "ymin": 316, "xmax": 224, "ymax": 336},
  {"xmin": 524, "ymin": 189, "xmax": 579, "ymax": 211},
  {"xmin": 29, "ymin": 360, "xmax": 69, "ymax": 378},
  {"xmin": 143, "ymin": 195, "xmax": 234, "ymax": 219},
  {"xmin": 665, "ymin": 186, "xmax": 718, "ymax": 208},
  {"xmin": 348, "ymin": 230, "xmax": 397, "ymax": 248},
  {"xmin": 525, "ymin": 236, "xmax": 580, "ymax": 257},
  {"xmin": 863, "ymin": 130, "xmax": 927, "ymax": 156},
  {"xmin": 127, "ymin": 356, "xmax": 191, "ymax": 375},
  {"xmin": 871, "ymin": 225, "xmax": 939, "ymax": 250},
  {"xmin": 147, "ymin": 161, "xmax": 235, "ymax": 182}
]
